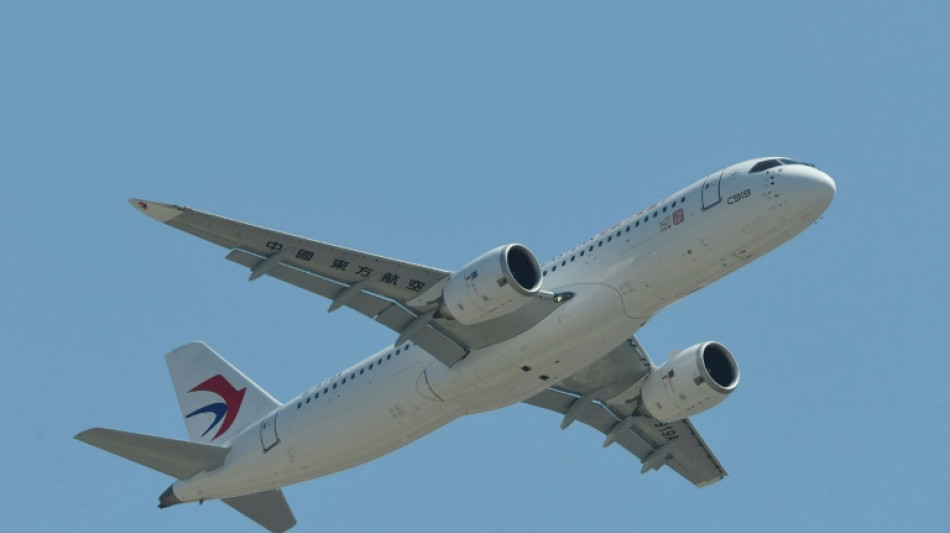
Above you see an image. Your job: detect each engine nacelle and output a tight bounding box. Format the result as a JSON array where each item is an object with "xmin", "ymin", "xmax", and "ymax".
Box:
[
  {"xmin": 640, "ymin": 342, "xmax": 740, "ymax": 423},
  {"xmin": 439, "ymin": 244, "xmax": 542, "ymax": 326}
]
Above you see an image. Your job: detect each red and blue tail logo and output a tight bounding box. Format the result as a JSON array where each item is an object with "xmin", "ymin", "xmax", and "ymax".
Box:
[{"xmin": 185, "ymin": 375, "xmax": 247, "ymax": 441}]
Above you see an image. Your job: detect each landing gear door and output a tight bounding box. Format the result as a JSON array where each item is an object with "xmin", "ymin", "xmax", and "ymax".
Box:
[
  {"xmin": 702, "ymin": 172, "xmax": 722, "ymax": 209},
  {"xmin": 260, "ymin": 411, "xmax": 280, "ymax": 453}
]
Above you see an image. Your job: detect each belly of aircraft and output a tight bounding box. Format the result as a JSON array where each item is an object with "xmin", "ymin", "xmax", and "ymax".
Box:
[{"xmin": 435, "ymin": 282, "xmax": 636, "ymax": 412}]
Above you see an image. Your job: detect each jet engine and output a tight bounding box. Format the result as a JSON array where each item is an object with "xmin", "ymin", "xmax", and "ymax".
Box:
[
  {"xmin": 639, "ymin": 342, "xmax": 740, "ymax": 423},
  {"xmin": 439, "ymin": 244, "xmax": 542, "ymax": 326}
]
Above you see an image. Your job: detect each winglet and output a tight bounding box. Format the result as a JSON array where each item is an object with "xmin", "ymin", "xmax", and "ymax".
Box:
[{"xmin": 128, "ymin": 198, "xmax": 184, "ymax": 223}]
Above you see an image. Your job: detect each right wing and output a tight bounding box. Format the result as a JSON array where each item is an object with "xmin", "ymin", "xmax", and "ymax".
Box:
[
  {"xmin": 523, "ymin": 336, "xmax": 729, "ymax": 487},
  {"xmin": 129, "ymin": 198, "xmax": 450, "ymax": 304},
  {"xmin": 129, "ymin": 199, "xmax": 561, "ymax": 366}
]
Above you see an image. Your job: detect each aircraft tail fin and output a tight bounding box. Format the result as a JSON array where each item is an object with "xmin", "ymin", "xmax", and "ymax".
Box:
[
  {"xmin": 223, "ymin": 490, "xmax": 298, "ymax": 533},
  {"xmin": 74, "ymin": 427, "xmax": 229, "ymax": 480},
  {"xmin": 165, "ymin": 342, "xmax": 281, "ymax": 444}
]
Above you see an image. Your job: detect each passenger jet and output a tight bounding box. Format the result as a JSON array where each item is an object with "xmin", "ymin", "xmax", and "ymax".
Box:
[{"xmin": 76, "ymin": 157, "xmax": 835, "ymax": 532}]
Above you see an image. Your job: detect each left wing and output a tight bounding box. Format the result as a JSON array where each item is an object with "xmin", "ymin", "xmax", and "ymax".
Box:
[{"xmin": 523, "ymin": 336, "xmax": 728, "ymax": 487}]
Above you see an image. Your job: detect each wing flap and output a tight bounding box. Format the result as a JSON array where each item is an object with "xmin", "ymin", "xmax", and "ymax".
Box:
[
  {"xmin": 226, "ymin": 248, "xmax": 467, "ymax": 366},
  {"xmin": 522, "ymin": 335, "xmax": 728, "ymax": 488},
  {"xmin": 524, "ymin": 388, "xmax": 726, "ymax": 486},
  {"xmin": 375, "ymin": 304, "xmax": 415, "ymax": 332}
]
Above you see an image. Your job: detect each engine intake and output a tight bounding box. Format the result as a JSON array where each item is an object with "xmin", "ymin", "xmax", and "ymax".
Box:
[
  {"xmin": 439, "ymin": 244, "xmax": 542, "ymax": 325},
  {"xmin": 639, "ymin": 341, "xmax": 739, "ymax": 423}
]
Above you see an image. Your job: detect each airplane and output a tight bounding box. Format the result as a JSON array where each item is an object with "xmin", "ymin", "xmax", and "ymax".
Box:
[{"xmin": 76, "ymin": 156, "xmax": 835, "ymax": 532}]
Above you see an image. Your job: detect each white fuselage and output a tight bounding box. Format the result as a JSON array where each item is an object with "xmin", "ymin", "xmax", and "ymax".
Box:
[{"xmin": 171, "ymin": 159, "xmax": 835, "ymax": 502}]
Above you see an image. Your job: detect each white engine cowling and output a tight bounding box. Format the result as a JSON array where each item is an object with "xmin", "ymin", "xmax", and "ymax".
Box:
[
  {"xmin": 640, "ymin": 342, "xmax": 740, "ymax": 423},
  {"xmin": 439, "ymin": 244, "xmax": 542, "ymax": 326}
]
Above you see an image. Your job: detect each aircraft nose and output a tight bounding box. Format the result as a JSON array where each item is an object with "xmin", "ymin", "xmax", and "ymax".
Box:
[{"xmin": 790, "ymin": 165, "xmax": 836, "ymax": 213}]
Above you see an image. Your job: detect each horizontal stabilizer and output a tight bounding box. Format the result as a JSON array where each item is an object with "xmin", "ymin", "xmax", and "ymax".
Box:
[
  {"xmin": 223, "ymin": 490, "xmax": 297, "ymax": 533},
  {"xmin": 75, "ymin": 428, "xmax": 229, "ymax": 480}
]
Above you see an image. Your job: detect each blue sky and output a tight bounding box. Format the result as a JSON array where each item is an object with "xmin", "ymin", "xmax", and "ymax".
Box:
[{"xmin": 3, "ymin": 2, "xmax": 948, "ymax": 531}]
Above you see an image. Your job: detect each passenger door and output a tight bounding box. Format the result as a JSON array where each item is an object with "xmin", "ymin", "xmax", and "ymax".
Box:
[
  {"xmin": 702, "ymin": 172, "xmax": 722, "ymax": 209},
  {"xmin": 260, "ymin": 411, "xmax": 280, "ymax": 453}
]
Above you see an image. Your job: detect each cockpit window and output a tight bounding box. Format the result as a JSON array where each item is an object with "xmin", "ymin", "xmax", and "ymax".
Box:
[
  {"xmin": 749, "ymin": 159, "xmax": 783, "ymax": 173},
  {"xmin": 751, "ymin": 158, "xmax": 816, "ymax": 173},
  {"xmin": 778, "ymin": 158, "xmax": 815, "ymax": 167}
]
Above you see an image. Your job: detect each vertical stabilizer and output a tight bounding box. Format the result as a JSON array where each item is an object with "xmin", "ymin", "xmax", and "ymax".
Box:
[{"xmin": 165, "ymin": 342, "xmax": 281, "ymax": 444}]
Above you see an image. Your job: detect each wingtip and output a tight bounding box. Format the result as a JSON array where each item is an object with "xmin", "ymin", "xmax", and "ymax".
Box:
[
  {"xmin": 74, "ymin": 427, "xmax": 102, "ymax": 443},
  {"xmin": 128, "ymin": 198, "xmax": 184, "ymax": 223}
]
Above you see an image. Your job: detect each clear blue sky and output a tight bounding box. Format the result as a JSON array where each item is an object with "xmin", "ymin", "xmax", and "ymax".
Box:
[{"xmin": 3, "ymin": 2, "xmax": 948, "ymax": 531}]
